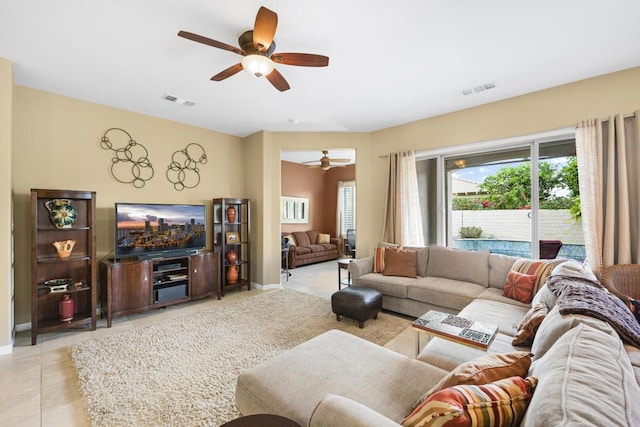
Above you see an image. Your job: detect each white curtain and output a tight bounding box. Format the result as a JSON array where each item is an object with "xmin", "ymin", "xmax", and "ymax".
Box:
[
  {"xmin": 576, "ymin": 111, "xmax": 640, "ymax": 276},
  {"xmin": 381, "ymin": 151, "xmax": 425, "ymax": 246}
]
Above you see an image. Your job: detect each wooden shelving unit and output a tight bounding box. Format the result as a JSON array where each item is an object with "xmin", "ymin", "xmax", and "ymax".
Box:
[
  {"xmin": 213, "ymin": 198, "xmax": 251, "ymax": 296},
  {"xmin": 31, "ymin": 189, "xmax": 97, "ymax": 345}
]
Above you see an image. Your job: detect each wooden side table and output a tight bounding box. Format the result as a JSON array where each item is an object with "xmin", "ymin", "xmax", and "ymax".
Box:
[{"xmin": 338, "ymin": 258, "xmax": 353, "ymax": 289}]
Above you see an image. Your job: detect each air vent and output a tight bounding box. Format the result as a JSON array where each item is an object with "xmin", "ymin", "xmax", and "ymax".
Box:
[
  {"xmin": 162, "ymin": 94, "xmax": 196, "ymax": 106},
  {"xmin": 462, "ymin": 82, "xmax": 496, "ymax": 96}
]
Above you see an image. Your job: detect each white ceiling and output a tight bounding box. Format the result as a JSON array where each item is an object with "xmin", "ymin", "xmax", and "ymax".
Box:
[{"xmin": 2, "ymin": 1, "xmax": 640, "ymax": 139}]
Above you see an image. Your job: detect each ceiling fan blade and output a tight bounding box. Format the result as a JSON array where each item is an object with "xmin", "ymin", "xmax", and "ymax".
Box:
[
  {"xmin": 266, "ymin": 68, "xmax": 290, "ymax": 91},
  {"xmin": 253, "ymin": 6, "xmax": 278, "ymax": 52},
  {"xmin": 328, "ymin": 158, "xmax": 350, "ymax": 163},
  {"xmin": 178, "ymin": 31, "xmax": 245, "ymax": 55},
  {"xmin": 271, "ymin": 53, "xmax": 329, "ymax": 67},
  {"xmin": 306, "ymin": 165, "xmax": 321, "ymax": 169},
  {"xmin": 211, "ymin": 63, "xmax": 244, "ymax": 81}
]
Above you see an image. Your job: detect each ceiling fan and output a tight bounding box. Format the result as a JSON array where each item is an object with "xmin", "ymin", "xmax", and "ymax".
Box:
[
  {"xmin": 304, "ymin": 150, "xmax": 350, "ymax": 171},
  {"xmin": 177, "ymin": 6, "xmax": 329, "ymax": 92}
]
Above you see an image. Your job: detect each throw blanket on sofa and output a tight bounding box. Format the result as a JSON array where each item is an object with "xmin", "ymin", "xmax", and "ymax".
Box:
[{"xmin": 547, "ymin": 275, "xmax": 640, "ymax": 348}]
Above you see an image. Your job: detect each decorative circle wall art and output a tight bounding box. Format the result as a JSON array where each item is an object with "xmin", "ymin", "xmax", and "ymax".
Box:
[
  {"xmin": 100, "ymin": 128, "xmax": 154, "ymax": 188},
  {"xmin": 166, "ymin": 143, "xmax": 207, "ymax": 191}
]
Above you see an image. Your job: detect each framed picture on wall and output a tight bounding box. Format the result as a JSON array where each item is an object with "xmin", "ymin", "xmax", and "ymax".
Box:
[{"xmin": 281, "ymin": 196, "xmax": 309, "ymax": 224}]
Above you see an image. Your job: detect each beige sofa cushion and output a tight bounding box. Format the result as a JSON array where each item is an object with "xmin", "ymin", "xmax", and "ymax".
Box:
[
  {"xmin": 236, "ymin": 330, "xmax": 448, "ymax": 426},
  {"xmin": 531, "ymin": 305, "xmax": 617, "ymax": 360},
  {"xmin": 417, "ymin": 333, "xmax": 523, "ymax": 372},
  {"xmin": 426, "ymin": 245, "xmax": 489, "ymax": 286},
  {"xmin": 488, "ymin": 253, "xmax": 518, "ymax": 289},
  {"xmin": 458, "ymin": 298, "xmax": 529, "ymax": 337},
  {"xmin": 407, "ymin": 277, "xmax": 485, "ymax": 311},
  {"xmin": 526, "ymin": 323, "xmax": 640, "ymax": 427},
  {"xmin": 356, "ymin": 273, "xmax": 411, "ymax": 298},
  {"xmin": 476, "ymin": 287, "xmax": 531, "ymax": 308}
]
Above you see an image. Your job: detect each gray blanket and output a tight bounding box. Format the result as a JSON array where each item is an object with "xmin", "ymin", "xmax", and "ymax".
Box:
[{"xmin": 547, "ymin": 275, "xmax": 640, "ymax": 348}]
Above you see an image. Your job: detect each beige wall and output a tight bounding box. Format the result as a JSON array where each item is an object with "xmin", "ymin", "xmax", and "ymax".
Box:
[
  {"xmin": 280, "ymin": 161, "xmax": 325, "ymax": 233},
  {"xmin": 0, "ymin": 58, "xmax": 14, "ymax": 350},
  {"xmin": 12, "ymin": 87, "xmax": 244, "ymax": 325},
  {"xmin": 366, "ymin": 67, "xmax": 640, "ymax": 258},
  {"xmin": 8, "ymin": 62, "xmax": 640, "ymax": 335}
]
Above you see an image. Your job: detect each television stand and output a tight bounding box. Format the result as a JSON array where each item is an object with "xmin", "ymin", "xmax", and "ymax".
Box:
[{"xmin": 100, "ymin": 251, "xmax": 220, "ymax": 327}]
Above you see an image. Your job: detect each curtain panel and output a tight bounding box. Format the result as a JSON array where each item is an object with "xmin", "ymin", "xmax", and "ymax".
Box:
[
  {"xmin": 381, "ymin": 151, "xmax": 425, "ymax": 246},
  {"xmin": 576, "ymin": 111, "xmax": 640, "ymax": 275}
]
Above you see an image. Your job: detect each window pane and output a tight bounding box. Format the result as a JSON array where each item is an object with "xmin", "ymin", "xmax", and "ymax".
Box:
[
  {"xmin": 447, "ymin": 147, "xmax": 532, "ymax": 257},
  {"xmin": 539, "ymin": 139, "xmax": 585, "ymax": 260}
]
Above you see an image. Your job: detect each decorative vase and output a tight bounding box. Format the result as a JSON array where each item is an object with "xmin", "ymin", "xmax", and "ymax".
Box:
[
  {"xmin": 226, "ymin": 205, "xmax": 236, "ymax": 223},
  {"xmin": 226, "ymin": 249, "xmax": 237, "ymax": 263},
  {"xmin": 59, "ymin": 294, "xmax": 74, "ymax": 321},
  {"xmin": 52, "ymin": 239, "xmax": 76, "ymax": 259},
  {"xmin": 226, "ymin": 265, "xmax": 239, "ymax": 284},
  {"xmin": 45, "ymin": 199, "xmax": 78, "ymax": 229}
]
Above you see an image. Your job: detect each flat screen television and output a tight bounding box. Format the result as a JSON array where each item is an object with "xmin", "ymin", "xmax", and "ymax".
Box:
[{"xmin": 114, "ymin": 203, "xmax": 206, "ymax": 260}]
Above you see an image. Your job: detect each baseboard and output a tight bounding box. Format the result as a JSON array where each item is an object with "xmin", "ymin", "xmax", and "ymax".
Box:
[
  {"xmin": 0, "ymin": 342, "xmax": 13, "ymax": 355},
  {"xmin": 16, "ymin": 322, "xmax": 30, "ymax": 333},
  {"xmin": 252, "ymin": 283, "xmax": 282, "ymax": 291}
]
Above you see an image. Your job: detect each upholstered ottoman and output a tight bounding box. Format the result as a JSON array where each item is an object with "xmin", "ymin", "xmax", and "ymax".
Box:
[{"xmin": 331, "ymin": 287, "xmax": 382, "ymax": 328}]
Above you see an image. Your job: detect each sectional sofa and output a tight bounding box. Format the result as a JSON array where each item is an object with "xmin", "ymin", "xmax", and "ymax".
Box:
[{"xmin": 235, "ymin": 246, "xmax": 640, "ymax": 426}]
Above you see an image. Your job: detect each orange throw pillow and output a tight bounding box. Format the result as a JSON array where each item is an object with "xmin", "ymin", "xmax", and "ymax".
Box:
[{"xmin": 504, "ymin": 270, "xmax": 537, "ymax": 303}]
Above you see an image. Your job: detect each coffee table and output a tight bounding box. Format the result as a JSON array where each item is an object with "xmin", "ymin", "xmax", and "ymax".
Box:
[{"xmin": 412, "ymin": 310, "xmax": 498, "ymax": 354}]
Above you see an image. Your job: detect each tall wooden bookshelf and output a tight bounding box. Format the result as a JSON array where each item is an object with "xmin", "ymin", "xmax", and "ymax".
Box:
[{"xmin": 31, "ymin": 189, "xmax": 97, "ymax": 345}]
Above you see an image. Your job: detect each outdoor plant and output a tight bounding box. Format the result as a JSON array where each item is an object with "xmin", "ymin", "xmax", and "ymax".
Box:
[{"xmin": 459, "ymin": 226, "xmax": 483, "ymax": 238}]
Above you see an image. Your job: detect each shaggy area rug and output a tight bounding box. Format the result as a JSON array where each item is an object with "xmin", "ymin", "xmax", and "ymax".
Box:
[{"xmin": 71, "ymin": 289, "xmax": 410, "ymax": 426}]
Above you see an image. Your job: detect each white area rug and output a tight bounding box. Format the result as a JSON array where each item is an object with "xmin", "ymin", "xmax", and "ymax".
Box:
[{"xmin": 71, "ymin": 289, "xmax": 410, "ymax": 427}]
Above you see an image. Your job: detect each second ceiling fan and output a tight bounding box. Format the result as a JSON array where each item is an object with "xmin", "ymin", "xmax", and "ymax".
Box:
[
  {"xmin": 304, "ymin": 150, "xmax": 351, "ymax": 171},
  {"xmin": 178, "ymin": 6, "xmax": 329, "ymax": 91}
]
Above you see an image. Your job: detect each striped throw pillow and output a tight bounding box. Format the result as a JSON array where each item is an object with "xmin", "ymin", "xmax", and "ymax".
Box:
[
  {"xmin": 510, "ymin": 259, "xmax": 554, "ymax": 295},
  {"xmin": 402, "ymin": 376, "xmax": 538, "ymax": 427},
  {"xmin": 373, "ymin": 247, "xmax": 386, "ymax": 273}
]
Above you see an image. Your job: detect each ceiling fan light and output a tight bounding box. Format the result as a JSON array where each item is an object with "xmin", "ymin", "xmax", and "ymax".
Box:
[{"xmin": 241, "ymin": 54, "xmax": 275, "ymax": 77}]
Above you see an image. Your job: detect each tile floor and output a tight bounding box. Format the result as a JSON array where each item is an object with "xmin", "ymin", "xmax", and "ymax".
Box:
[{"xmin": 1, "ymin": 258, "xmax": 417, "ymax": 426}]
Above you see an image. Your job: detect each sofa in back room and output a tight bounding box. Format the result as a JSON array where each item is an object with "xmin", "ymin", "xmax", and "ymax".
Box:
[{"xmin": 283, "ymin": 230, "xmax": 341, "ymax": 269}]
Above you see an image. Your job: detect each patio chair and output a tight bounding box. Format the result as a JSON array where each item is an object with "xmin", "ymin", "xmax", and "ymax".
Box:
[{"xmin": 539, "ymin": 240, "xmax": 563, "ymax": 259}]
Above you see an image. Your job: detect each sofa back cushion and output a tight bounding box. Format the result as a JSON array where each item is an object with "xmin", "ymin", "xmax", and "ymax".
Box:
[
  {"xmin": 489, "ymin": 253, "xmax": 518, "ymax": 289},
  {"xmin": 426, "ymin": 245, "xmax": 490, "ymax": 286},
  {"xmin": 292, "ymin": 231, "xmax": 311, "ymax": 246},
  {"xmin": 526, "ymin": 323, "xmax": 640, "ymax": 427},
  {"xmin": 307, "ymin": 230, "xmax": 319, "ymax": 245}
]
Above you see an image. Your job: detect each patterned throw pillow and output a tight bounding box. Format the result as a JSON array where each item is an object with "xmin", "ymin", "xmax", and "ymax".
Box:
[
  {"xmin": 513, "ymin": 302, "xmax": 548, "ymax": 346},
  {"xmin": 413, "ymin": 351, "xmax": 533, "ymax": 408},
  {"xmin": 504, "ymin": 270, "xmax": 538, "ymax": 303},
  {"xmin": 402, "ymin": 376, "xmax": 538, "ymax": 427},
  {"xmin": 373, "ymin": 247, "xmax": 386, "ymax": 273},
  {"xmin": 510, "ymin": 259, "xmax": 555, "ymax": 295}
]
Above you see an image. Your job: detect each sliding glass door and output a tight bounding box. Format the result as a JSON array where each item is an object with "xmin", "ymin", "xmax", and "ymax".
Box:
[{"xmin": 416, "ymin": 134, "xmax": 585, "ymax": 260}]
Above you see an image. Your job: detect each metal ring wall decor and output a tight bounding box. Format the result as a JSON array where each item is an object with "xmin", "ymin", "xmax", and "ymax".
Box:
[
  {"xmin": 100, "ymin": 128, "xmax": 154, "ymax": 188},
  {"xmin": 166, "ymin": 143, "xmax": 208, "ymax": 191}
]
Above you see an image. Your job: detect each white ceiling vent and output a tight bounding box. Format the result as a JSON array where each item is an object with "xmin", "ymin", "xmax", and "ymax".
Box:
[
  {"xmin": 462, "ymin": 82, "xmax": 496, "ymax": 96},
  {"xmin": 163, "ymin": 94, "xmax": 196, "ymax": 106}
]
